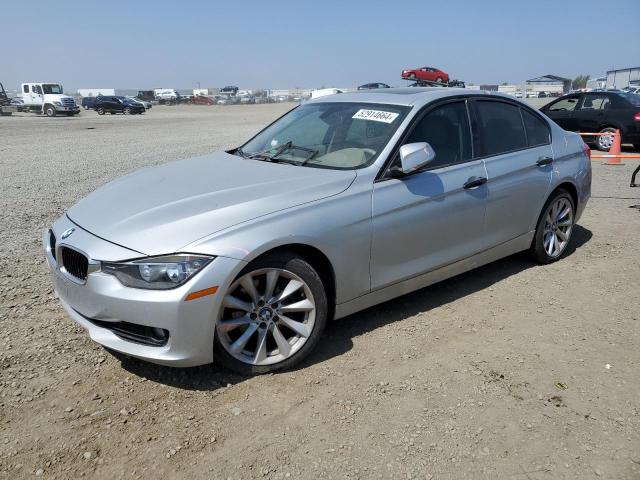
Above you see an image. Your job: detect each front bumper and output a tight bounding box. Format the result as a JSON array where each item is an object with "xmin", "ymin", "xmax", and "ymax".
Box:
[
  {"xmin": 44, "ymin": 216, "xmax": 245, "ymax": 367},
  {"xmin": 55, "ymin": 105, "xmax": 80, "ymax": 112}
]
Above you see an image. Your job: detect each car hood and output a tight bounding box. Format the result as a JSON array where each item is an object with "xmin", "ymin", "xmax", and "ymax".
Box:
[{"xmin": 67, "ymin": 152, "xmax": 356, "ymax": 256}]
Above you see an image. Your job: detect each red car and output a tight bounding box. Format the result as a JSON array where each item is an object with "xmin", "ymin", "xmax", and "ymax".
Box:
[
  {"xmin": 401, "ymin": 66, "xmax": 450, "ymax": 83},
  {"xmin": 192, "ymin": 95, "xmax": 215, "ymax": 105}
]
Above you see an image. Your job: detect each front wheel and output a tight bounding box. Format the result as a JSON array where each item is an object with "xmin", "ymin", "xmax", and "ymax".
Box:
[
  {"xmin": 214, "ymin": 252, "xmax": 328, "ymax": 375},
  {"xmin": 435, "ymin": 77, "xmax": 444, "ymax": 83},
  {"xmin": 123, "ymin": 107, "xmax": 131, "ymax": 115},
  {"xmin": 44, "ymin": 105, "xmax": 56, "ymax": 117},
  {"xmin": 530, "ymin": 189, "xmax": 575, "ymax": 264},
  {"xmin": 96, "ymin": 107, "xmax": 105, "ymax": 115}
]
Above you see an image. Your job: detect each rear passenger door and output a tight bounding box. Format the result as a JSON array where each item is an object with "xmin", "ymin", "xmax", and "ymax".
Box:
[
  {"xmin": 574, "ymin": 94, "xmax": 610, "ymax": 133},
  {"xmin": 470, "ymin": 99, "xmax": 553, "ymax": 248}
]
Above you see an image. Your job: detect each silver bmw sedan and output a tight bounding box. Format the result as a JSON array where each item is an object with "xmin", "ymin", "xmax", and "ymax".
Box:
[{"xmin": 44, "ymin": 88, "xmax": 591, "ymax": 374}]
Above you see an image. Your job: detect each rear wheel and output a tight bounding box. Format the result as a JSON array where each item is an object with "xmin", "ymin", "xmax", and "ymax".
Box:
[
  {"xmin": 596, "ymin": 127, "xmax": 617, "ymax": 151},
  {"xmin": 530, "ymin": 189, "xmax": 575, "ymax": 264},
  {"xmin": 435, "ymin": 77, "xmax": 444, "ymax": 83},
  {"xmin": 44, "ymin": 104, "xmax": 56, "ymax": 117},
  {"xmin": 214, "ymin": 252, "xmax": 328, "ymax": 375}
]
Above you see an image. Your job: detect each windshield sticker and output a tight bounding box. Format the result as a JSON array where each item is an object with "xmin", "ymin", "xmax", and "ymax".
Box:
[{"xmin": 352, "ymin": 109, "xmax": 399, "ymax": 124}]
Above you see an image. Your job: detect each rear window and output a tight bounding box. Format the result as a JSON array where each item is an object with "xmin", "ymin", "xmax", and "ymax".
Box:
[
  {"xmin": 474, "ymin": 101, "xmax": 527, "ymax": 156},
  {"xmin": 521, "ymin": 109, "xmax": 550, "ymax": 147},
  {"xmin": 617, "ymin": 92, "xmax": 640, "ymax": 107}
]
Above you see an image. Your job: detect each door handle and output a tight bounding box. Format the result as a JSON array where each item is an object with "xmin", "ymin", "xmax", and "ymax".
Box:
[
  {"xmin": 536, "ymin": 157, "xmax": 553, "ymax": 167},
  {"xmin": 463, "ymin": 176, "xmax": 487, "ymax": 189}
]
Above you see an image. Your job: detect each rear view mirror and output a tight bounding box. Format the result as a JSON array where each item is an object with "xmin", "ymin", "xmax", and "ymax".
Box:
[{"xmin": 397, "ymin": 142, "xmax": 436, "ymax": 175}]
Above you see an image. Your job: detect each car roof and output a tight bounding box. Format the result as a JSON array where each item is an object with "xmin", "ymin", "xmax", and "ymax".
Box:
[{"xmin": 308, "ymin": 87, "xmax": 514, "ymax": 107}]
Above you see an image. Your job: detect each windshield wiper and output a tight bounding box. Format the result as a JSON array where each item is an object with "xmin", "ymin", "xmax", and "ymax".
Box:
[
  {"xmin": 239, "ymin": 141, "xmax": 318, "ymax": 165},
  {"xmin": 271, "ymin": 141, "xmax": 318, "ymax": 165}
]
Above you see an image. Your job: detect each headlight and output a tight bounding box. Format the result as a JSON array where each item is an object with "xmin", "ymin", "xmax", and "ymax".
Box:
[
  {"xmin": 101, "ymin": 254, "xmax": 213, "ymax": 290},
  {"xmin": 53, "ymin": 101, "xmax": 62, "ymax": 106}
]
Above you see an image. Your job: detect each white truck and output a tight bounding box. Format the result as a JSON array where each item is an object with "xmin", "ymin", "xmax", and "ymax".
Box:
[{"xmin": 19, "ymin": 83, "xmax": 80, "ymax": 116}]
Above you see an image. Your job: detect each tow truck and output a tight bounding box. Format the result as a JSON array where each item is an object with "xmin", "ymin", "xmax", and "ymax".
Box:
[{"xmin": 406, "ymin": 78, "xmax": 466, "ymax": 88}]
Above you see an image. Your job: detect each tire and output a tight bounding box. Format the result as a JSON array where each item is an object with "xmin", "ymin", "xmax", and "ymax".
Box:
[
  {"xmin": 123, "ymin": 107, "xmax": 131, "ymax": 115},
  {"xmin": 435, "ymin": 77, "xmax": 444, "ymax": 83},
  {"xmin": 530, "ymin": 189, "xmax": 575, "ymax": 264},
  {"xmin": 409, "ymin": 73, "xmax": 416, "ymax": 80},
  {"xmin": 96, "ymin": 107, "xmax": 105, "ymax": 115},
  {"xmin": 44, "ymin": 104, "xmax": 56, "ymax": 117},
  {"xmin": 214, "ymin": 251, "xmax": 328, "ymax": 375},
  {"xmin": 596, "ymin": 127, "xmax": 617, "ymax": 151}
]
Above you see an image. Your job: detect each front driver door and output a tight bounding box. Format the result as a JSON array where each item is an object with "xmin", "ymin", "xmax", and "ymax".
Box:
[
  {"xmin": 542, "ymin": 95, "xmax": 580, "ymax": 131},
  {"xmin": 371, "ymin": 100, "xmax": 488, "ymax": 290}
]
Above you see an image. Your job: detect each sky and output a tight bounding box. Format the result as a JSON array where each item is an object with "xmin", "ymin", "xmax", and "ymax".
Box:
[{"xmin": 2, "ymin": 0, "xmax": 639, "ymax": 92}]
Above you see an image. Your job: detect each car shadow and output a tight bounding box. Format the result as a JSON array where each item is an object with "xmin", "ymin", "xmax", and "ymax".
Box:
[{"xmin": 114, "ymin": 225, "xmax": 592, "ymax": 389}]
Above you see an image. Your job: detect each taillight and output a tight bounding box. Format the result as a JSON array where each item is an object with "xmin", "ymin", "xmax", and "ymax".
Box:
[
  {"xmin": 634, "ymin": 112, "xmax": 640, "ymax": 121},
  {"xmin": 583, "ymin": 141, "xmax": 591, "ymax": 160}
]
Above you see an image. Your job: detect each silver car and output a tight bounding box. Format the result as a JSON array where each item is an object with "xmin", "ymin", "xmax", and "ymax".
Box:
[{"xmin": 44, "ymin": 88, "xmax": 591, "ymax": 374}]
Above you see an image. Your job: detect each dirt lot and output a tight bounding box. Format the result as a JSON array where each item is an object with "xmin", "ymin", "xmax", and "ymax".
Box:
[{"xmin": 1, "ymin": 104, "xmax": 639, "ymax": 480}]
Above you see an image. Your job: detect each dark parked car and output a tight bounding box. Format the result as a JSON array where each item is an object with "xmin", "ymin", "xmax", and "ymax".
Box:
[
  {"xmin": 137, "ymin": 90, "xmax": 155, "ymax": 102},
  {"xmin": 220, "ymin": 86, "xmax": 239, "ymax": 95},
  {"xmin": 94, "ymin": 96, "xmax": 145, "ymax": 115},
  {"xmin": 357, "ymin": 83, "xmax": 391, "ymax": 90},
  {"xmin": 81, "ymin": 97, "xmax": 97, "ymax": 109},
  {"xmin": 541, "ymin": 91, "xmax": 640, "ymax": 151}
]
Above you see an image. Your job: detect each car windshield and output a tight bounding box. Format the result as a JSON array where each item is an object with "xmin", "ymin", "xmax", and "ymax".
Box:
[
  {"xmin": 42, "ymin": 84, "xmax": 63, "ymax": 94},
  {"xmin": 617, "ymin": 92, "xmax": 640, "ymax": 106},
  {"xmin": 239, "ymin": 102, "xmax": 410, "ymax": 169}
]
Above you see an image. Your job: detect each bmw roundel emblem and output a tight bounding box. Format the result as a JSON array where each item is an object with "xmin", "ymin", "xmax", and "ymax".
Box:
[{"xmin": 61, "ymin": 228, "xmax": 75, "ymax": 239}]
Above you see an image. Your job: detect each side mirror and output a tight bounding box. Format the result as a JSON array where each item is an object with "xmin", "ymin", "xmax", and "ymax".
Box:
[{"xmin": 396, "ymin": 142, "xmax": 436, "ymax": 175}]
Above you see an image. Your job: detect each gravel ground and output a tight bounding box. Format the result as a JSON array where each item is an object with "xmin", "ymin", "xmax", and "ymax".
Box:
[{"xmin": 1, "ymin": 104, "xmax": 639, "ymax": 480}]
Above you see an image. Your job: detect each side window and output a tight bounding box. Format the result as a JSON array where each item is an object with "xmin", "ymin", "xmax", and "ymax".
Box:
[
  {"xmin": 405, "ymin": 101, "xmax": 472, "ymax": 169},
  {"xmin": 23, "ymin": 85, "xmax": 29, "ymax": 93},
  {"xmin": 474, "ymin": 101, "xmax": 527, "ymax": 156},
  {"xmin": 34, "ymin": 85, "xmax": 43, "ymax": 95},
  {"xmin": 580, "ymin": 95, "xmax": 609, "ymax": 110},
  {"xmin": 521, "ymin": 109, "xmax": 550, "ymax": 147},
  {"xmin": 548, "ymin": 97, "xmax": 579, "ymax": 111}
]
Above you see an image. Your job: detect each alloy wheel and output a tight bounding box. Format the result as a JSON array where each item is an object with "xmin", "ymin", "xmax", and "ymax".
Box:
[
  {"xmin": 542, "ymin": 197, "xmax": 573, "ymax": 258},
  {"xmin": 598, "ymin": 132, "xmax": 614, "ymax": 150},
  {"xmin": 217, "ymin": 268, "xmax": 316, "ymax": 366}
]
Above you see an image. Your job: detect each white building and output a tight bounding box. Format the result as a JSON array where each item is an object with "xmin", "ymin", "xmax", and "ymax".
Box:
[{"xmin": 606, "ymin": 67, "xmax": 640, "ymax": 89}]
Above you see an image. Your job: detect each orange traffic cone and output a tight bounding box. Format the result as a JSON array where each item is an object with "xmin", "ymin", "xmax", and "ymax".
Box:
[{"xmin": 604, "ymin": 129, "xmax": 623, "ymax": 165}]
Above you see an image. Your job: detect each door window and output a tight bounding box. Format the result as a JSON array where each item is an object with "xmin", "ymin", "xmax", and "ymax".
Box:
[
  {"xmin": 579, "ymin": 95, "xmax": 610, "ymax": 110},
  {"xmin": 473, "ymin": 101, "xmax": 527, "ymax": 156},
  {"xmin": 23, "ymin": 85, "xmax": 29, "ymax": 93},
  {"xmin": 34, "ymin": 85, "xmax": 43, "ymax": 95},
  {"xmin": 521, "ymin": 109, "xmax": 550, "ymax": 147},
  {"xmin": 547, "ymin": 97, "xmax": 579, "ymax": 111},
  {"xmin": 404, "ymin": 101, "xmax": 472, "ymax": 169}
]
